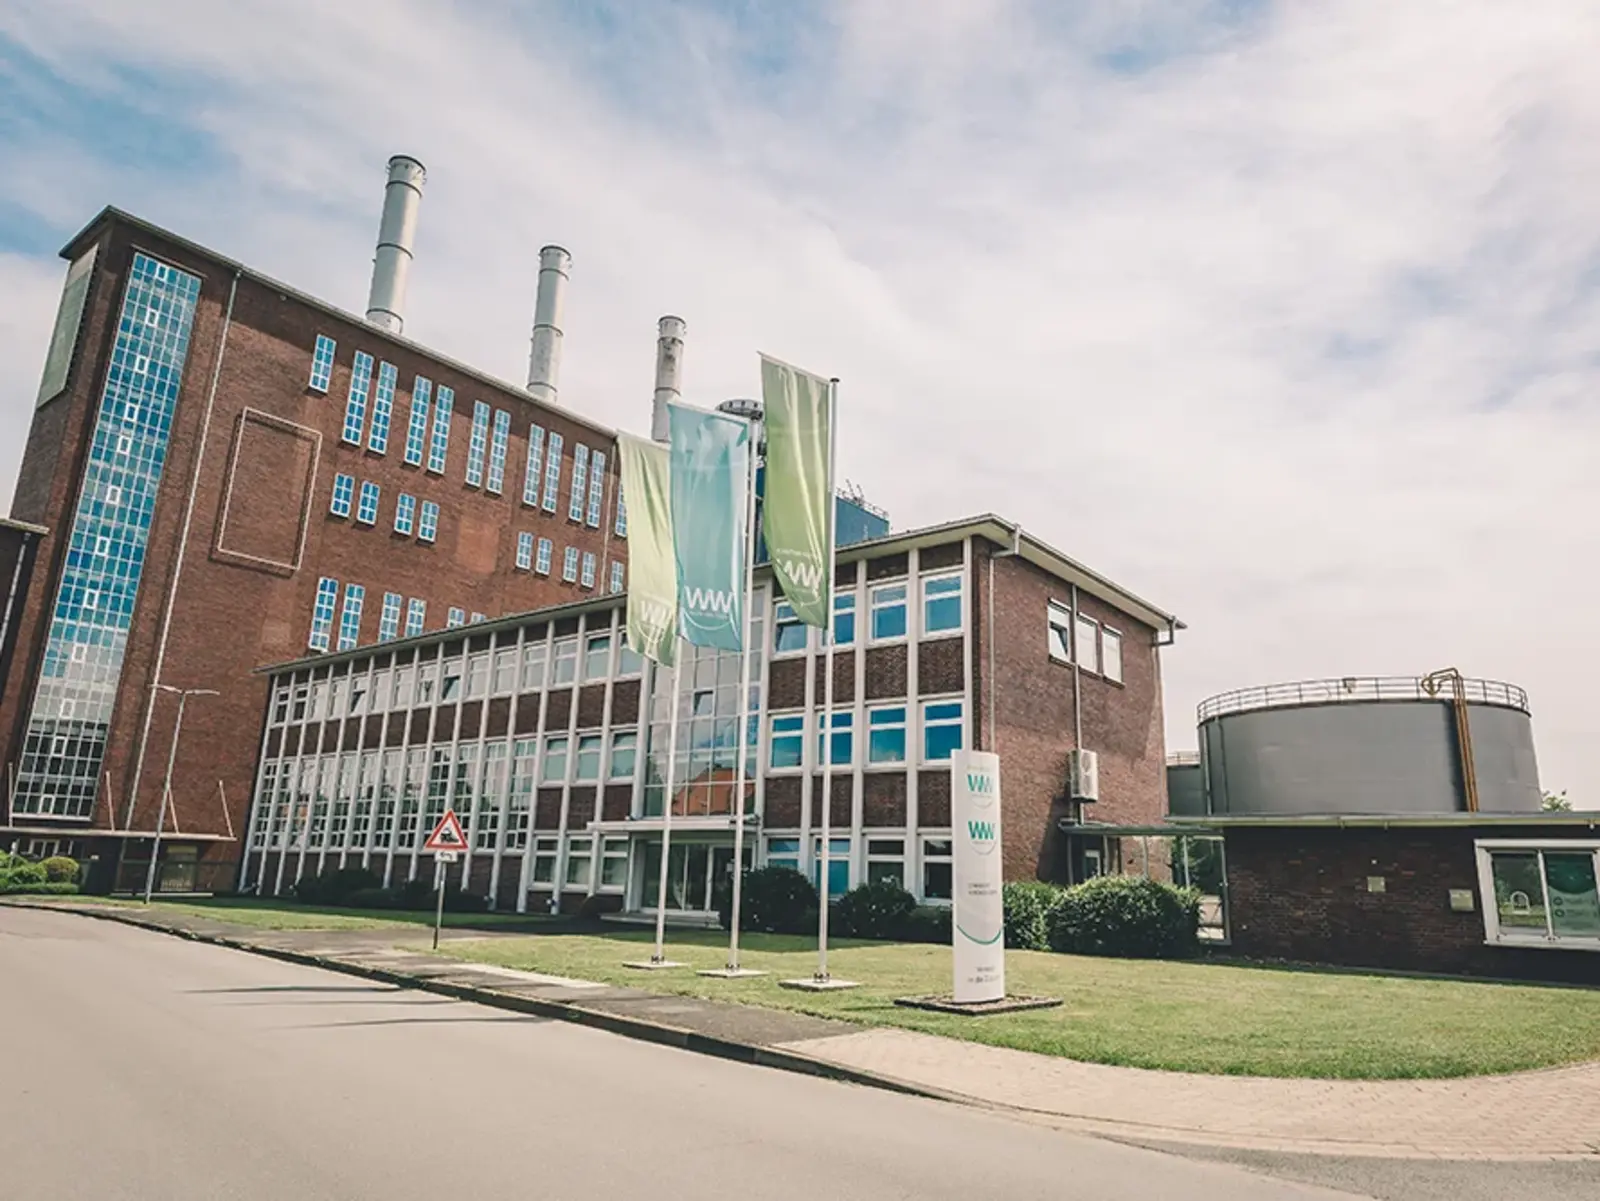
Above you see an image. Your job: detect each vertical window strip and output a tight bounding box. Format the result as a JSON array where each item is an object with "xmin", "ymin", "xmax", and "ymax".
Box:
[
  {"xmin": 310, "ymin": 577, "xmax": 339, "ymax": 651},
  {"xmin": 395, "ymin": 493, "xmax": 416, "ymax": 535},
  {"xmin": 337, "ymin": 584, "xmax": 365, "ymax": 651},
  {"xmin": 368, "ymin": 361, "xmax": 398, "ymax": 453},
  {"xmin": 615, "ymin": 497, "xmax": 627, "ymax": 537},
  {"xmin": 379, "ymin": 592, "xmax": 402, "ymax": 641},
  {"xmin": 586, "ymin": 450, "xmax": 605, "ymax": 527},
  {"xmin": 487, "ymin": 410, "xmax": 510, "ymax": 494},
  {"xmin": 466, "ymin": 400, "xmax": 490, "ymax": 486},
  {"xmin": 562, "ymin": 546, "xmax": 579, "ymax": 582},
  {"xmin": 536, "ymin": 537, "xmax": 553, "ymax": 574},
  {"xmin": 330, "ymin": 473, "xmax": 354, "ymax": 517},
  {"xmin": 523, "ymin": 424, "xmax": 546, "ymax": 505},
  {"xmin": 580, "ymin": 552, "xmax": 596, "ymax": 588},
  {"xmin": 405, "ymin": 598, "xmax": 426, "ymax": 636},
  {"xmin": 516, "ymin": 532, "xmax": 533, "ymax": 570},
  {"xmin": 542, "ymin": 433, "xmax": 564, "ymax": 511},
  {"xmin": 568, "ymin": 444, "xmax": 589, "ymax": 520},
  {"xmin": 404, "ymin": 378, "xmax": 432, "ymax": 465},
  {"xmin": 356, "ymin": 480, "xmax": 380, "ymax": 525},
  {"xmin": 342, "ymin": 351, "xmax": 374, "ymax": 445},
  {"xmin": 609, "ymin": 561, "xmax": 625, "ymax": 593},
  {"xmin": 418, "ymin": 500, "xmax": 439, "ymax": 543},
  {"xmin": 428, "ymin": 385, "xmax": 454, "ymax": 472},
  {"xmin": 309, "ymin": 335, "xmax": 337, "ymax": 392}
]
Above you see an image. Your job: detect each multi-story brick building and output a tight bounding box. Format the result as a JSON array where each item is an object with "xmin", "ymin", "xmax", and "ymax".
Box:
[
  {"xmin": 0, "ymin": 159, "xmax": 630, "ymax": 888},
  {"xmin": 241, "ymin": 515, "xmax": 1182, "ymax": 914}
]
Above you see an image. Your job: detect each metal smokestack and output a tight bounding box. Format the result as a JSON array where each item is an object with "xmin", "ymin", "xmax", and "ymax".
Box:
[
  {"xmin": 365, "ymin": 155, "xmax": 426, "ymax": 334},
  {"xmin": 650, "ymin": 315, "xmax": 686, "ymax": 442},
  {"xmin": 527, "ymin": 245, "xmax": 571, "ymax": 405}
]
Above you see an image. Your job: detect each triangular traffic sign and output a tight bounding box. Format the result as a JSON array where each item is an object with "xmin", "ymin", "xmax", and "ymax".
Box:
[{"xmin": 424, "ymin": 809, "xmax": 469, "ymax": 853}]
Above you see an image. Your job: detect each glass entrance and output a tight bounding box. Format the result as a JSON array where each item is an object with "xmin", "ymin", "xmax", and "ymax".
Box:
[{"xmin": 637, "ymin": 840, "xmax": 752, "ymax": 912}]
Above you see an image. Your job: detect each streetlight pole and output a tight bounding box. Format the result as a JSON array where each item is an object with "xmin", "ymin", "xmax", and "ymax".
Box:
[{"xmin": 143, "ymin": 685, "xmax": 218, "ymax": 904}]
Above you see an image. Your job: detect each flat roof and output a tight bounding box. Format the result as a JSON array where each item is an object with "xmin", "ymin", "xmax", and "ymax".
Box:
[
  {"xmin": 1166, "ymin": 812, "xmax": 1600, "ymax": 830},
  {"xmin": 0, "ymin": 517, "xmax": 49, "ymax": 536}
]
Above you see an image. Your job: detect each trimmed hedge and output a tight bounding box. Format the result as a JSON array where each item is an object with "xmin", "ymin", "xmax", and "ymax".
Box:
[
  {"xmin": 0, "ymin": 878, "xmax": 80, "ymax": 896},
  {"xmin": 1, "ymin": 861, "xmax": 48, "ymax": 888},
  {"xmin": 835, "ymin": 880, "xmax": 917, "ymax": 940},
  {"xmin": 1002, "ymin": 881, "xmax": 1063, "ymax": 951},
  {"xmin": 1048, "ymin": 875, "xmax": 1200, "ymax": 959},
  {"xmin": 716, "ymin": 866, "xmax": 818, "ymax": 935},
  {"xmin": 39, "ymin": 856, "xmax": 80, "ymax": 884},
  {"xmin": 293, "ymin": 866, "xmax": 383, "ymax": 906}
]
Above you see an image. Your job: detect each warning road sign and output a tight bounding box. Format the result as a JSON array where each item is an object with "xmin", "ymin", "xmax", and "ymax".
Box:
[{"xmin": 424, "ymin": 809, "xmax": 468, "ymax": 854}]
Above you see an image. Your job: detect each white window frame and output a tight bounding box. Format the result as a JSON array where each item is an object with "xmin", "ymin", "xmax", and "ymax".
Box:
[
  {"xmin": 1047, "ymin": 601, "xmax": 1072, "ymax": 663},
  {"xmin": 356, "ymin": 480, "xmax": 380, "ymax": 525},
  {"xmin": 1475, "ymin": 839, "xmax": 1600, "ymax": 951},
  {"xmin": 817, "ymin": 709, "xmax": 854, "ymax": 769},
  {"xmin": 598, "ymin": 836, "xmax": 629, "ymax": 891},
  {"xmin": 395, "ymin": 493, "xmax": 416, "ymax": 536},
  {"xmin": 869, "ymin": 581, "xmax": 909, "ymax": 644},
  {"xmin": 447, "ymin": 607, "xmax": 466, "ymax": 629},
  {"xmin": 515, "ymin": 532, "xmax": 534, "ymax": 571},
  {"xmin": 866, "ymin": 837, "xmax": 907, "ymax": 887},
  {"xmin": 551, "ymin": 637, "xmax": 579, "ymax": 686},
  {"xmin": 486, "ymin": 408, "xmax": 510, "ymax": 494},
  {"xmin": 542, "ymin": 432, "xmax": 564, "ymax": 511},
  {"xmin": 404, "ymin": 378, "xmax": 431, "ymax": 466},
  {"xmin": 920, "ymin": 835, "xmax": 954, "ymax": 905},
  {"xmin": 772, "ymin": 599, "xmax": 808, "ymax": 657},
  {"xmin": 1102, "ymin": 625, "xmax": 1124, "ymax": 684},
  {"xmin": 405, "ymin": 598, "xmax": 426, "ymax": 637},
  {"xmin": 523, "ymin": 424, "xmax": 546, "ymax": 506},
  {"xmin": 609, "ymin": 561, "xmax": 625, "ymax": 594},
  {"xmin": 583, "ymin": 633, "xmax": 611, "ymax": 682},
  {"xmin": 768, "ymin": 712, "xmax": 806, "ymax": 773},
  {"xmin": 568, "ymin": 443, "xmax": 590, "ymax": 521},
  {"xmin": 580, "ymin": 552, "xmax": 596, "ymax": 589},
  {"xmin": 574, "ymin": 734, "xmax": 603, "ymax": 782},
  {"xmin": 865, "ymin": 703, "xmax": 908, "ymax": 767},
  {"xmin": 541, "ymin": 735, "xmax": 571, "ymax": 784},
  {"xmin": 920, "ymin": 571, "xmax": 965, "ymax": 639},
  {"xmin": 536, "ymin": 537, "xmax": 553, "ymax": 575},
  {"xmin": 330, "ymin": 473, "xmax": 354, "ymax": 518},
  {"xmin": 418, "ymin": 500, "xmax": 440, "ymax": 544},
  {"xmin": 608, "ymin": 731, "xmax": 638, "ymax": 780},
  {"xmin": 309, "ymin": 334, "xmax": 336, "ymax": 392},
  {"xmin": 562, "ymin": 546, "xmax": 580, "ymax": 583},
  {"xmin": 465, "ymin": 400, "xmax": 490, "ymax": 487},
  {"xmin": 1075, "ymin": 613, "xmax": 1101, "ymax": 675},
  {"xmin": 585, "ymin": 450, "xmax": 606, "ymax": 527},
  {"xmin": 919, "ymin": 697, "xmax": 965, "ymax": 765}
]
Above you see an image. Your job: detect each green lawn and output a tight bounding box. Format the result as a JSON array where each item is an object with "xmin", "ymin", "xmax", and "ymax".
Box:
[
  {"xmin": 51, "ymin": 895, "xmax": 554, "ymax": 933},
  {"xmin": 439, "ymin": 927, "xmax": 1600, "ymax": 1080}
]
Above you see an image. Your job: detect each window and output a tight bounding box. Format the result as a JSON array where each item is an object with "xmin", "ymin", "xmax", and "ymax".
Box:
[
  {"xmin": 309, "ymin": 577, "xmax": 338, "ymax": 651},
  {"xmin": 329, "ymin": 473, "xmax": 354, "ymax": 518},
  {"xmin": 440, "ymin": 658, "xmax": 462, "ymax": 700},
  {"xmin": 769, "ymin": 714, "xmax": 805, "ymax": 770},
  {"xmin": 309, "ymin": 334, "xmax": 336, "ymax": 392},
  {"xmin": 615, "ymin": 497, "xmax": 627, "ymax": 537},
  {"xmin": 562, "ymin": 546, "xmax": 579, "ymax": 582},
  {"xmin": 1102, "ymin": 627, "xmax": 1123, "ymax": 684},
  {"xmin": 609, "ymin": 561, "xmax": 625, "ymax": 594},
  {"xmin": 922, "ymin": 700, "xmax": 964, "ymax": 762},
  {"xmin": 818, "ymin": 710, "xmax": 854, "ymax": 767},
  {"xmin": 522, "ymin": 642, "xmax": 548, "ymax": 690},
  {"xmin": 465, "ymin": 400, "xmax": 490, "ymax": 487},
  {"xmin": 1076, "ymin": 615, "xmax": 1100, "ymax": 674},
  {"xmin": 609, "ymin": 732, "xmax": 637, "ymax": 779},
  {"xmin": 618, "ymin": 642, "xmax": 644, "ymax": 676},
  {"xmin": 341, "ymin": 351, "xmax": 373, "ymax": 444},
  {"xmin": 575, "ymin": 735, "xmax": 602, "ymax": 781},
  {"xmin": 368, "ymin": 361, "xmax": 397, "ymax": 453},
  {"xmin": 447, "ymin": 607, "xmax": 466, "ymax": 629},
  {"xmin": 833, "ymin": 592, "xmax": 856, "ymax": 646},
  {"xmin": 379, "ymin": 592, "xmax": 402, "ymax": 641},
  {"xmin": 337, "ymin": 584, "xmax": 365, "ymax": 651},
  {"xmin": 766, "ymin": 837, "xmax": 801, "ymax": 873},
  {"xmin": 773, "ymin": 600, "xmax": 807, "ymax": 655},
  {"xmin": 599, "ymin": 837, "xmax": 629, "ymax": 890},
  {"xmin": 922, "ymin": 573, "xmax": 963, "ymax": 635},
  {"xmin": 867, "ymin": 704, "xmax": 907, "ymax": 765},
  {"xmin": 535, "ymin": 537, "xmax": 553, "ymax": 575},
  {"xmin": 542, "ymin": 432, "xmax": 564, "ymax": 510},
  {"xmin": 812, "ymin": 836, "xmax": 851, "ymax": 899},
  {"xmin": 523, "ymin": 424, "xmax": 546, "ymax": 505},
  {"xmin": 427, "ymin": 385, "xmax": 453, "ymax": 473},
  {"xmin": 581, "ymin": 552, "xmax": 596, "ymax": 589},
  {"xmin": 583, "ymin": 634, "xmax": 611, "ymax": 681},
  {"xmin": 586, "ymin": 450, "xmax": 605, "ymax": 526},
  {"xmin": 867, "ymin": 838, "xmax": 905, "ymax": 886},
  {"xmin": 493, "ymin": 649, "xmax": 518, "ymax": 695},
  {"xmin": 1047, "ymin": 602, "xmax": 1071, "ymax": 663},
  {"xmin": 465, "ymin": 653, "xmax": 489, "ymax": 699},
  {"xmin": 564, "ymin": 836, "xmax": 594, "ymax": 888},
  {"xmin": 513, "ymin": 531, "xmax": 533, "ymax": 571},
  {"xmin": 552, "ymin": 637, "xmax": 578, "ymax": 685},
  {"xmin": 870, "ymin": 583, "xmax": 908, "ymax": 641},
  {"xmin": 531, "ymin": 836, "xmax": 559, "ymax": 885},
  {"xmin": 922, "ymin": 838, "xmax": 953, "ymax": 901},
  {"xmin": 541, "ymin": 736, "xmax": 569, "ymax": 783},
  {"xmin": 569, "ymin": 444, "xmax": 589, "ymax": 520},
  {"xmin": 418, "ymin": 500, "xmax": 439, "ymax": 543},
  {"xmin": 404, "ymin": 377, "xmax": 431, "ymax": 465},
  {"xmin": 405, "ymin": 598, "xmax": 426, "ymax": 637},
  {"xmin": 1478, "ymin": 842, "xmax": 1600, "ymax": 947},
  {"xmin": 486, "ymin": 409, "xmax": 510, "ymax": 494},
  {"xmin": 394, "ymin": 493, "xmax": 416, "ymax": 535},
  {"xmin": 356, "ymin": 480, "xmax": 380, "ymax": 525}
]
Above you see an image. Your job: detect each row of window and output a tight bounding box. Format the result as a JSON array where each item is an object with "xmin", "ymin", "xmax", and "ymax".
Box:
[
  {"xmin": 330, "ymin": 475, "xmax": 442, "ymax": 542},
  {"xmin": 1047, "ymin": 602, "xmax": 1125, "ymax": 684},
  {"xmin": 773, "ymin": 573, "xmax": 963, "ymax": 654},
  {"xmin": 1480, "ymin": 842, "xmax": 1600, "ymax": 949},
  {"xmin": 767, "ymin": 835, "xmax": 954, "ymax": 902},
  {"xmin": 769, "ymin": 699, "xmax": 965, "ymax": 769},
  {"xmin": 308, "ymin": 582, "xmax": 489, "ymax": 653}
]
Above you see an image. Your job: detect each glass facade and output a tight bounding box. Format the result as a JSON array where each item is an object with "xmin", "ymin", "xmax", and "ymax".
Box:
[{"xmin": 15, "ymin": 253, "xmax": 203, "ymax": 818}]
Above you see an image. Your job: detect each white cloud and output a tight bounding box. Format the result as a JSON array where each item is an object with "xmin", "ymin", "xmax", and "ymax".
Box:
[{"xmin": 1, "ymin": 0, "xmax": 1596, "ymax": 802}]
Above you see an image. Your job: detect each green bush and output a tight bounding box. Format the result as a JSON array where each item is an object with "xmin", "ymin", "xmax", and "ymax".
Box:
[
  {"xmin": 835, "ymin": 879, "xmax": 917, "ymax": 940},
  {"xmin": 291, "ymin": 866, "xmax": 383, "ymax": 906},
  {"xmin": 392, "ymin": 877, "xmax": 437, "ymax": 910},
  {"xmin": 0, "ymin": 879, "xmax": 79, "ymax": 896},
  {"xmin": 1048, "ymin": 875, "xmax": 1200, "ymax": 959},
  {"xmin": 896, "ymin": 904, "xmax": 954, "ymax": 944},
  {"xmin": 717, "ymin": 866, "xmax": 818, "ymax": 935},
  {"xmin": 343, "ymin": 887, "xmax": 398, "ymax": 910},
  {"xmin": 1003, "ymin": 880, "xmax": 1065, "ymax": 951},
  {"xmin": 441, "ymin": 888, "xmax": 490, "ymax": 914},
  {"xmin": 1, "ymin": 861, "xmax": 48, "ymax": 888},
  {"xmin": 38, "ymin": 855, "xmax": 80, "ymax": 884}
]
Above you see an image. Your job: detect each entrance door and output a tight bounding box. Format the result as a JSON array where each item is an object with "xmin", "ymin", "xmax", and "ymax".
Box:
[{"xmin": 638, "ymin": 840, "xmax": 721, "ymax": 912}]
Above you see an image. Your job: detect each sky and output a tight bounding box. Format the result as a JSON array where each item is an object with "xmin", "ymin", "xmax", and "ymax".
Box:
[{"xmin": 0, "ymin": 0, "xmax": 1595, "ymax": 804}]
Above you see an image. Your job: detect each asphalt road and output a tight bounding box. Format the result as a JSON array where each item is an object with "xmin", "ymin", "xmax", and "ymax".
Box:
[{"xmin": 0, "ymin": 906, "xmax": 1591, "ymax": 1201}]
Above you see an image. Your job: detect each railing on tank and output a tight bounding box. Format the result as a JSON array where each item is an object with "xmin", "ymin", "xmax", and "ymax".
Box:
[{"xmin": 1197, "ymin": 675, "xmax": 1529, "ymax": 723}]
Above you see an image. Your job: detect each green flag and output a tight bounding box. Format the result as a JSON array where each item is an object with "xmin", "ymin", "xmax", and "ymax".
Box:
[
  {"xmin": 668, "ymin": 402, "xmax": 750, "ymax": 652},
  {"xmin": 759, "ymin": 354, "xmax": 833, "ymax": 628},
  {"xmin": 616, "ymin": 433, "xmax": 678, "ymax": 667}
]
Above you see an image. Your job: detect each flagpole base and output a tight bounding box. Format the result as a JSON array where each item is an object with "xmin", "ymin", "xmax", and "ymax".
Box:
[
  {"xmin": 779, "ymin": 976, "xmax": 860, "ymax": 991},
  {"xmin": 623, "ymin": 959, "xmax": 687, "ymax": 971},
  {"xmin": 697, "ymin": 967, "xmax": 768, "ymax": 979}
]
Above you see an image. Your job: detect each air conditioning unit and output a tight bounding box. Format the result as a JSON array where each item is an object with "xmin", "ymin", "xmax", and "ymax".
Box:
[{"xmin": 1068, "ymin": 748, "xmax": 1099, "ymax": 802}]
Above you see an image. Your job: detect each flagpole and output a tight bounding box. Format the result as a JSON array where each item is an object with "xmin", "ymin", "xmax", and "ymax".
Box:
[
  {"xmin": 651, "ymin": 651, "xmax": 683, "ymax": 964},
  {"xmin": 723, "ymin": 433, "xmax": 760, "ymax": 972},
  {"xmin": 814, "ymin": 376, "xmax": 841, "ymax": 985}
]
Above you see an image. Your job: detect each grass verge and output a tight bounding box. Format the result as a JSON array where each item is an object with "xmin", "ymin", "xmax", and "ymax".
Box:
[{"xmin": 38, "ymin": 895, "xmax": 554, "ymax": 932}]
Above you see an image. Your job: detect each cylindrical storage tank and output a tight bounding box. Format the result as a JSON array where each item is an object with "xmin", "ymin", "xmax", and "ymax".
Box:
[
  {"xmin": 1166, "ymin": 752, "xmax": 1205, "ymax": 817},
  {"xmin": 1196, "ymin": 675, "xmax": 1541, "ymax": 817}
]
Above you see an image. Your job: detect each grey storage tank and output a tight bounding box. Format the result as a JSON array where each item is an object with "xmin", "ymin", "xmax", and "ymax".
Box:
[{"xmin": 1196, "ymin": 671, "xmax": 1541, "ymax": 817}]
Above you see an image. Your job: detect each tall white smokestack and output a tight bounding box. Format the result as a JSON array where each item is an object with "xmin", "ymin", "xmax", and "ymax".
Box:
[
  {"xmin": 527, "ymin": 245, "xmax": 571, "ymax": 405},
  {"xmin": 650, "ymin": 315, "xmax": 686, "ymax": 443},
  {"xmin": 365, "ymin": 155, "xmax": 426, "ymax": 334}
]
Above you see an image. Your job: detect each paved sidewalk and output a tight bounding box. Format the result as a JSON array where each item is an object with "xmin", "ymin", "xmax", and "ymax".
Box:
[{"xmin": 22, "ymin": 900, "xmax": 1600, "ymax": 1161}]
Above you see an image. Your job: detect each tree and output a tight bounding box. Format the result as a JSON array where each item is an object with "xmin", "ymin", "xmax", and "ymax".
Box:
[{"xmin": 1542, "ymin": 790, "xmax": 1572, "ymax": 812}]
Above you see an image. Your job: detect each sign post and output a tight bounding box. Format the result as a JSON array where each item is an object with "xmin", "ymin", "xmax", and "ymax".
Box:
[
  {"xmin": 950, "ymin": 751, "xmax": 1005, "ymax": 1004},
  {"xmin": 424, "ymin": 810, "xmax": 468, "ymax": 952}
]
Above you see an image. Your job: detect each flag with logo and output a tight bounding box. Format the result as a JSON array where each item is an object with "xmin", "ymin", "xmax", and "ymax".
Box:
[
  {"xmin": 759, "ymin": 353, "xmax": 833, "ymax": 628},
  {"xmin": 667, "ymin": 403, "xmax": 751, "ymax": 652},
  {"xmin": 616, "ymin": 433, "xmax": 678, "ymax": 667}
]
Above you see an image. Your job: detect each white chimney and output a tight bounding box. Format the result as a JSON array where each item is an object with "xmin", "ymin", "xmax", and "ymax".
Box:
[
  {"xmin": 365, "ymin": 155, "xmax": 426, "ymax": 334},
  {"xmin": 650, "ymin": 315, "xmax": 686, "ymax": 442},
  {"xmin": 527, "ymin": 245, "xmax": 571, "ymax": 405}
]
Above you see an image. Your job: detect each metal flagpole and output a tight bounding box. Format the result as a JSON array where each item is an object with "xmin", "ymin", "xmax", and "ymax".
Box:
[
  {"xmin": 814, "ymin": 376, "xmax": 842, "ymax": 985},
  {"xmin": 630, "ymin": 649, "xmax": 686, "ymax": 969}
]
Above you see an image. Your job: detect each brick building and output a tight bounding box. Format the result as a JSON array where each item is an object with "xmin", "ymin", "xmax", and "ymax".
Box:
[
  {"xmin": 241, "ymin": 516, "xmax": 1182, "ymax": 915},
  {"xmin": 0, "ymin": 162, "xmax": 628, "ymax": 887}
]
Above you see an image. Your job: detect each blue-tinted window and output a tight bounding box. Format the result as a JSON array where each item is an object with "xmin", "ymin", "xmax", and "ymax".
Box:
[
  {"xmin": 867, "ymin": 706, "xmax": 906, "ymax": 764},
  {"xmin": 309, "ymin": 577, "xmax": 339, "ymax": 651},
  {"xmin": 368, "ymin": 361, "xmax": 397, "ymax": 453},
  {"xmin": 405, "ymin": 598, "xmax": 426, "ymax": 636},
  {"xmin": 609, "ymin": 561, "xmax": 625, "ymax": 594},
  {"xmin": 773, "ymin": 600, "xmax": 807, "ymax": 654},
  {"xmin": 428, "ymin": 386, "xmax": 453, "ymax": 472},
  {"xmin": 356, "ymin": 480, "xmax": 380, "ymax": 525},
  {"xmin": 586, "ymin": 450, "xmax": 606, "ymax": 526},
  {"xmin": 309, "ymin": 335, "xmax": 336, "ymax": 392},
  {"xmin": 516, "ymin": 532, "xmax": 533, "ymax": 570},
  {"xmin": 562, "ymin": 546, "xmax": 579, "ymax": 582},
  {"xmin": 581, "ymin": 552, "xmax": 596, "ymax": 588},
  {"xmin": 870, "ymin": 583, "xmax": 908, "ymax": 641},
  {"xmin": 330, "ymin": 473, "xmax": 354, "ymax": 517},
  {"xmin": 615, "ymin": 497, "xmax": 627, "ymax": 537},
  {"xmin": 812, "ymin": 837, "xmax": 851, "ymax": 899},
  {"xmin": 523, "ymin": 424, "xmax": 545, "ymax": 505},
  {"xmin": 769, "ymin": 714, "xmax": 805, "ymax": 769},
  {"xmin": 338, "ymin": 584, "xmax": 365, "ymax": 651},
  {"xmin": 766, "ymin": 837, "xmax": 800, "ymax": 872},
  {"xmin": 342, "ymin": 352, "xmax": 373, "ymax": 444},
  {"xmin": 487, "ymin": 409, "xmax": 510, "ymax": 494},
  {"xmin": 418, "ymin": 500, "xmax": 439, "ymax": 543},
  {"xmin": 922, "ymin": 573, "xmax": 963, "ymax": 634},
  {"xmin": 466, "ymin": 400, "xmax": 489, "ymax": 486},
  {"xmin": 922, "ymin": 700, "xmax": 964, "ymax": 762},
  {"xmin": 536, "ymin": 537, "xmax": 553, "ymax": 575},
  {"xmin": 379, "ymin": 592, "xmax": 402, "ymax": 641},
  {"xmin": 404, "ymin": 378, "xmax": 431, "ymax": 466},
  {"xmin": 569, "ymin": 444, "xmax": 589, "ymax": 520},
  {"xmin": 447, "ymin": 607, "xmax": 466, "ymax": 629},
  {"xmin": 834, "ymin": 592, "xmax": 856, "ymax": 646},
  {"xmin": 395, "ymin": 493, "xmax": 416, "ymax": 535},
  {"xmin": 818, "ymin": 710, "xmax": 853, "ymax": 767},
  {"xmin": 16, "ymin": 253, "xmax": 203, "ymax": 818},
  {"xmin": 542, "ymin": 433, "xmax": 563, "ymax": 511}
]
